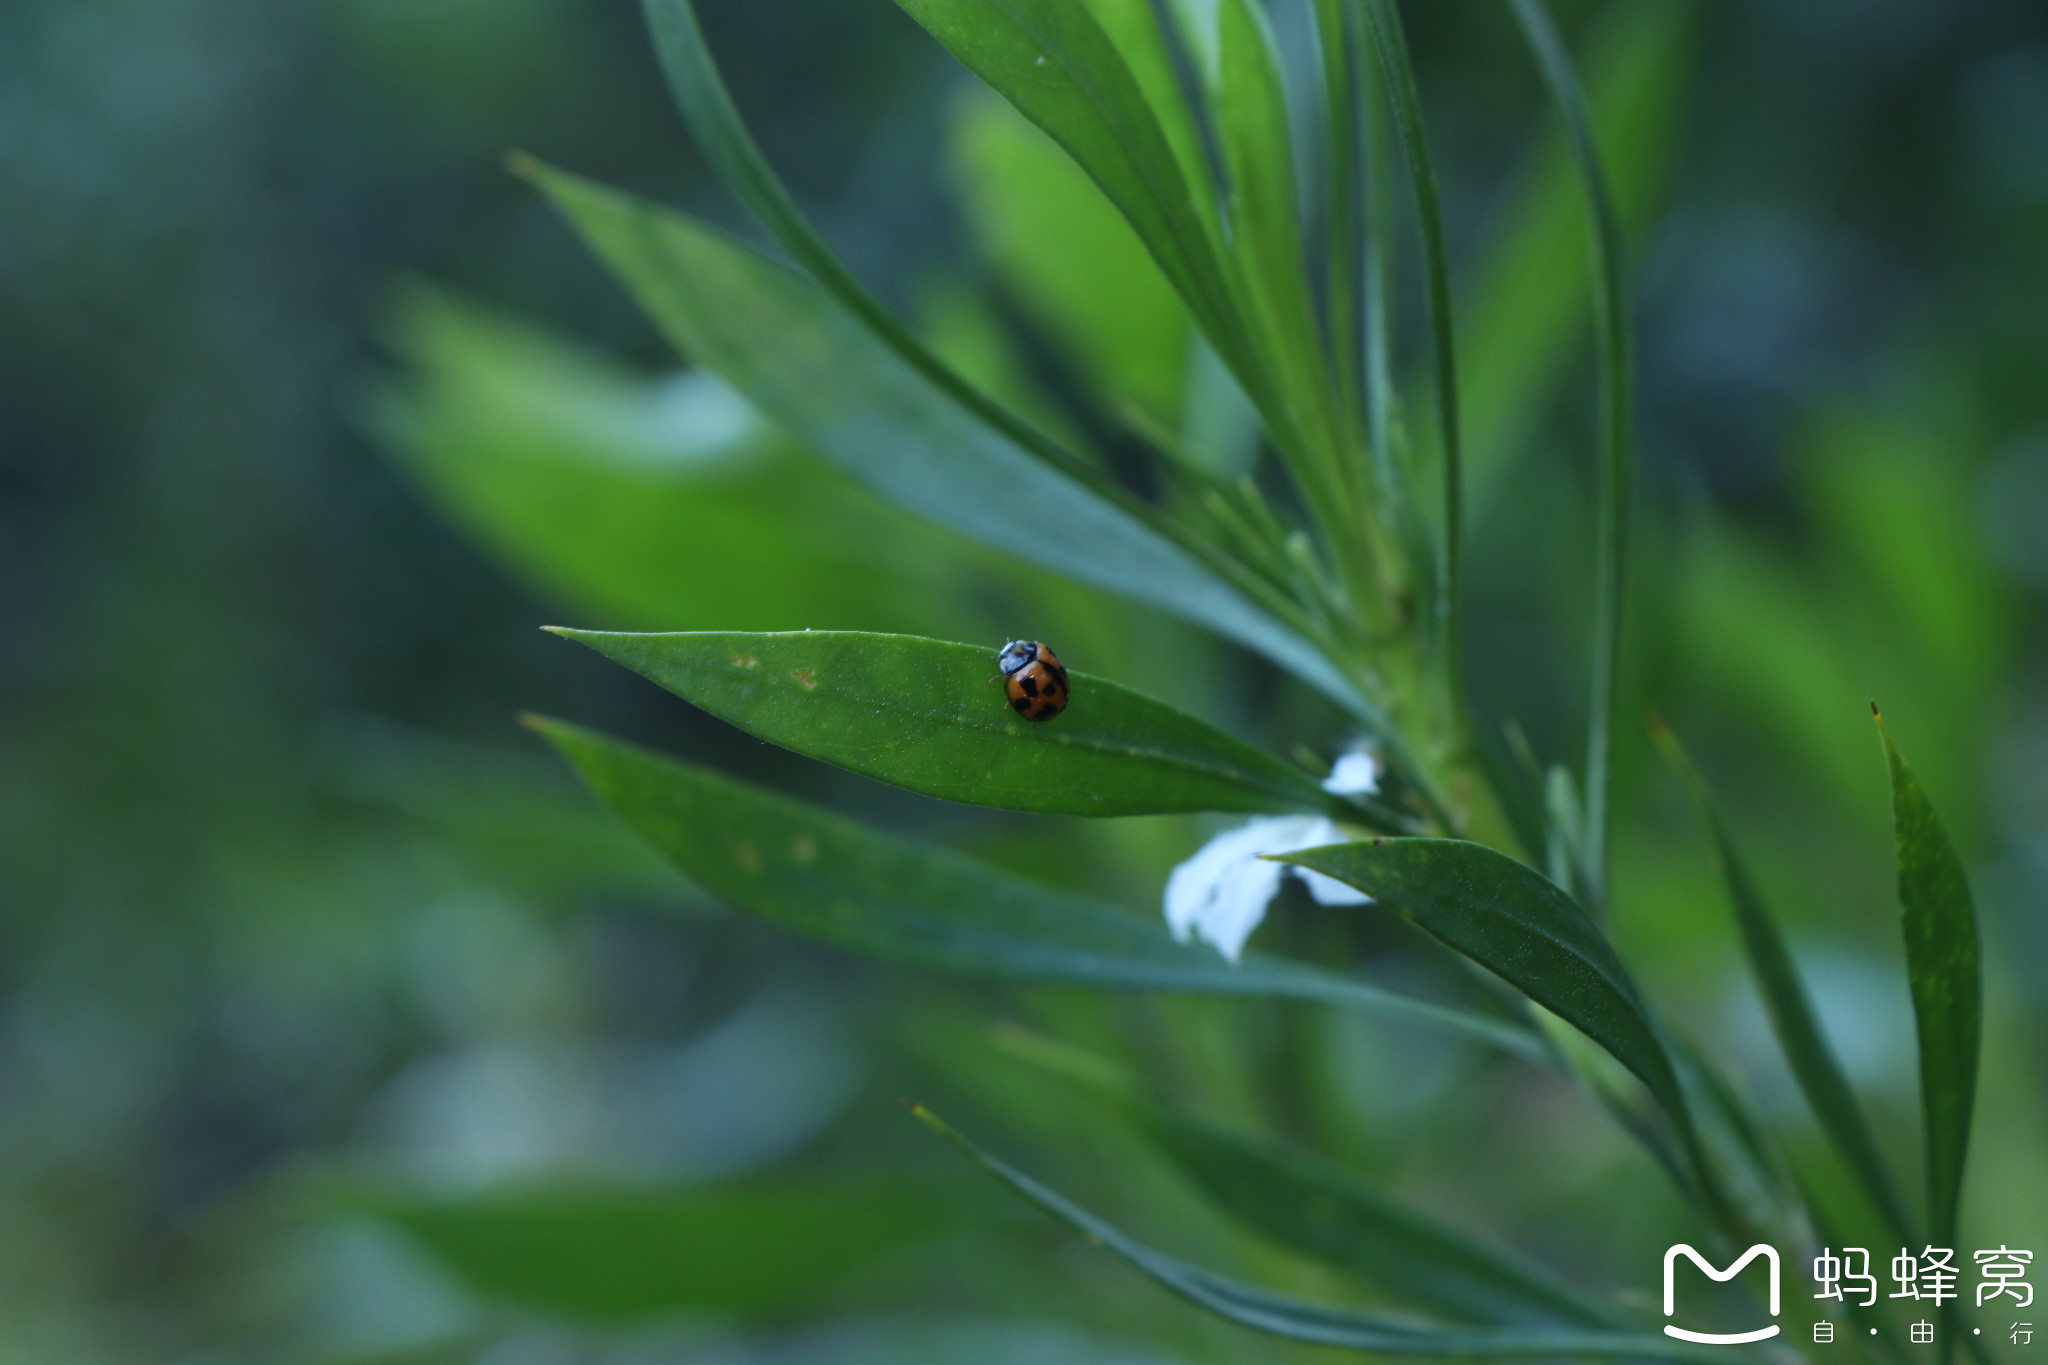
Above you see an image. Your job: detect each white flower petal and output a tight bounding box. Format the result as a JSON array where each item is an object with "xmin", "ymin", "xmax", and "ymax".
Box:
[
  {"xmin": 1291, "ymin": 817, "xmax": 1343, "ymax": 847},
  {"xmin": 1298, "ymin": 868, "xmax": 1371, "ymax": 906},
  {"xmin": 1322, "ymin": 748, "xmax": 1381, "ymax": 796},
  {"xmin": 1164, "ymin": 820, "xmax": 1278, "ymax": 941},
  {"xmin": 1163, "ymin": 816, "xmax": 1322, "ymax": 961},
  {"xmin": 1272, "ymin": 816, "xmax": 1373, "ymax": 906},
  {"xmin": 1192, "ymin": 855, "xmax": 1287, "ymax": 963}
]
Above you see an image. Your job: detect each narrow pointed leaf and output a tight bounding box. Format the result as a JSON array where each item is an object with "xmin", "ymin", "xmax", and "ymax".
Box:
[
  {"xmin": 1875, "ymin": 710, "xmax": 1981, "ymax": 1246},
  {"xmin": 1668, "ymin": 1034, "xmax": 1803, "ymax": 1246},
  {"xmin": 640, "ymin": 0, "xmax": 1115, "ymax": 501},
  {"xmin": 534, "ymin": 717, "xmax": 1542, "ymax": 1059},
  {"xmin": 368, "ymin": 287, "xmax": 1001, "ymax": 640},
  {"xmin": 1072, "ymin": 0, "xmax": 1222, "ymax": 244},
  {"xmin": 1000, "ymin": 1031, "xmax": 1619, "ymax": 1328},
  {"xmin": 1276, "ymin": 839, "xmax": 1683, "ymax": 1118},
  {"xmin": 1657, "ymin": 724, "xmax": 1914, "ymax": 1242},
  {"xmin": 550, "ymin": 629, "xmax": 1344, "ymax": 819},
  {"xmin": 1315, "ymin": 0, "xmax": 1365, "ymax": 443},
  {"xmin": 1359, "ymin": 19, "xmax": 1425, "ymax": 580},
  {"xmin": 1139, "ymin": 1110, "xmax": 1621, "ymax": 1327},
  {"xmin": 1359, "ymin": 0, "xmax": 1463, "ymax": 652},
  {"xmin": 1214, "ymin": 0, "xmax": 1345, "ymax": 486},
  {"xmin": 913, "ymin": 1106, "xmax": 1723, "ymax": 1360},
  {"xmin": 1284, "ymin": 839, "xmax": 1762, "ymax": 1239},
  {"xmin": 892, "ymin": 0, "xmax": 1253, "ymax": 382},
  {"xmin": 950, "ymin": 92, "xmax": 1189, "ymax": 420},
  {"xmin": 1464, "ymin": 2, "xmax": 1689, "ymax": 509},
  {"xmin": 1504, "ymin": 0, "xmax": 1634, "ymax": 910},
  {"xmin": 521, "ymin": 160, "xmax": 1364, "ymax": 715},
  {"xmin": 638, "ymin": 0, "xmax": 921, "ymax": 381}
]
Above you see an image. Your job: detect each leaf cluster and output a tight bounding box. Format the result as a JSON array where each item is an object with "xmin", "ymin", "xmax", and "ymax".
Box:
[{"xmin": 395, "ymin": 0, "xmax": 1992, "ymax": 1357}]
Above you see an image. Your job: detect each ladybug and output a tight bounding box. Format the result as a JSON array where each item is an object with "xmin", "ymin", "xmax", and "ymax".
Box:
[{"xmin": 993, "ymin": 639, "xmax": 1069, "ymax": 722}]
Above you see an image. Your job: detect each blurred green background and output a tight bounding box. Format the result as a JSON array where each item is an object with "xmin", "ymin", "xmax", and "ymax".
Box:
[{"xmin": 3, "ymin": 0, "xmax": 2046, "ymax": 1361}]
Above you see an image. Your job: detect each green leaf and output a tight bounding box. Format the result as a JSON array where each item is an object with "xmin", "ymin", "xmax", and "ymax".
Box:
[
  {"xmin": 1140, "ymin": 1110, "xmax": 1621, "ymax": 1327},
  {"xmin": 1655, "ymin": 722, "xmax": 1914, "ymax": 1242},
  {"xmin": 1503, "ymin": 0, "xmax": 1636, "ymax": 912},
  {"xmin": 892, "ymin": 0, "xmax": 1256, "ymax": 391},
  {"xmin": 1275, "ymin": 839, "xmax": 1683, "ymax": 1118},
  {"xmin": 894, "ymin": 0, "xmax": 1223, "ymax": 303},
  {"xmin": 1875, "ymin": 709, "xmax": 1982, "ymax": 1246},
  {"xmin": 638, "ymin": 0, "xmax": 1108, "ymax": 499},
  {"xmin": 1212, "ymin": 0, "xmax": 1346, "ymax": 498},
  {"xmin": 1278, "ymin": 840, "xmax": 1759, "ymax": 1240},
  {"xmin": 520, "ymin": 159, "xmax": 1365, "ymax": 717},
  {"xmin": 948, "ymin": 91, "xmax": 1189, "ymax": 421},
  {"xmin": 367, "ymin": 286, "xmax": 993, "ymax": 638},
  {"xmin": 362, "ymin": 1179, "xmax": 949, "ymax": 1322},
  {"xmin": 533, "ymin": 717, "xmax": 1543, "ymax": 1059},
  {"xmin": 912, "ymin": 1105, "xmax": 1723, "ymax": 1360},
  {"xmin": 1315, "ymin": 0, "xmax": 1364, "ymax": 446},
  {"xmin": 1359, "ymin": 0, "xmax": 1463, "ymax": 663},
  {"xmin": 1358, "ymin": 13, "xmax": 1426, "ymax": 589},
  {"xmin": 1667, "ymin": 1034, "xmax": 1804, "ymax": 1247},
  {"xmin": 1069, "ymin": 0, "xmax": 1225, "ymax": 249},
  {"xmin": 1464, "ymin": 2, "xmax": 1690, "ymax": 511},
  {"xmin": 998, "ymin": 1029, "xmax": 1620, "ymax": 1328},
  {"xmin": 549, "ymin": 629, "xmax": 1336, "ymax": 819}
]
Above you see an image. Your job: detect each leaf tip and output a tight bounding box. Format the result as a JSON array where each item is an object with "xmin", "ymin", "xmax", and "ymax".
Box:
[
  {"xmin": 1648, "ymin": 718, "xmax": 1694, "ymax": 777},
  {"xmin": 1871, "ymin": 698, "xmax": 1882, "ymax": 718},
  {"xmin": 518, "ymin": 712, "xmax": 578, "ymax": 749},
  {"xmin": 904, "ymin": 1101, "xmax": 952, "ymax": 1142}
]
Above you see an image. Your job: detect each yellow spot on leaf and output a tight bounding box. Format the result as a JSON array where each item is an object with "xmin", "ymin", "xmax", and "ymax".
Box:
[
  {"xmin": 734, "ymin": 841, "xmax": 761, "ymax": 873},
  {"xmin": 791, "ymin": 835, "xmax": 817, "ymax": 864}
]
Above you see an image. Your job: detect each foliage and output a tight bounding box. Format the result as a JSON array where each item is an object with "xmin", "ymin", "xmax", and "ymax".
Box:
[
  {"xmin": 428, "ymin": 0, "xmax": 2005, "ymax": 1358},
  {"xmin": 7, "ymin": 0, "xmax": 2043, "ymax": 1360}
]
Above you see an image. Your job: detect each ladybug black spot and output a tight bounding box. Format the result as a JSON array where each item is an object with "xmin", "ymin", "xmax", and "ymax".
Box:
[{"xmin": 995, "ymin": 639, "xmax": 1070, "ymax": 722}]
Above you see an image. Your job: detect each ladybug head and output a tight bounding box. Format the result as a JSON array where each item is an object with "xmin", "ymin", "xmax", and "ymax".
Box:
[{"xmin": 995, "ymin": 640, "xmax": 1038, "ymax": 676}]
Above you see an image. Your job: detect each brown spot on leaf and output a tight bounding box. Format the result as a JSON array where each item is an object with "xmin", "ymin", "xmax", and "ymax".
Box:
[
  {"xmin": 792, "ymin": 668, "xmax": 817, "ymax": 690},
  {"xmin": 733, "ymin": 653, "xmax": 760, "ymax": 669},
  {"xmin": 791, "ymin": 835, "xmax": 817, "ymax": 864},
  {"xmin": 734, "ymin": 842, "xmax": 762, "ymax": 873}
]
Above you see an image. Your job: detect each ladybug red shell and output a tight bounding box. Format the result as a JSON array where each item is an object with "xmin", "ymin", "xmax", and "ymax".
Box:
[{"xmin": 994, "ymin": 639, "xmax": 1069, "ymax": 722}]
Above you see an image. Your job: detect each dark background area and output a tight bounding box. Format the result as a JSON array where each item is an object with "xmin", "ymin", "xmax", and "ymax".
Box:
[{"xmin": 3, "ymin": 1, "xmax": 2045, "ymax": 1360}]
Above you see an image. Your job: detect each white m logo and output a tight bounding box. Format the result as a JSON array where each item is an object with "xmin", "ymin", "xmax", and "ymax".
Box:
[{"xmin": 1663, "ymin": 1244, "xmax": 1782, "ymax": 1344}]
